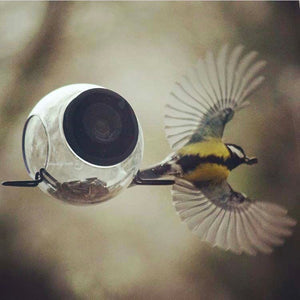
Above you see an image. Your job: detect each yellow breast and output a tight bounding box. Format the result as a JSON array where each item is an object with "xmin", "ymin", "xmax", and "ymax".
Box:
[
  {"xmin": 182, "ymin": 163, "xmax": 230, "ymax": 183},
  {"xmin": 178, "ymin": 138, "xmax": 231, "ymax": 184},
  {"xmin": 178, "ymin": 138, "xmax": 230, "ymax": 159}
]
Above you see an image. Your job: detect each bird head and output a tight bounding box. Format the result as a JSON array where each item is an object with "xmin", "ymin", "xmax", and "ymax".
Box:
[{"xmin": 226, "ymin": 144, "xmax": 258, "ymax": 169}]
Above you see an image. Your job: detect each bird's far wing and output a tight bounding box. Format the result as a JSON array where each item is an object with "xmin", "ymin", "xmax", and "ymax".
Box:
[
  {"xmin": 164, "ymin": 45, "xmax": 266, "ymax": 150},
  {"xmin": 172, "ymin": 178, "xmax": 296, "ymax": 255}
]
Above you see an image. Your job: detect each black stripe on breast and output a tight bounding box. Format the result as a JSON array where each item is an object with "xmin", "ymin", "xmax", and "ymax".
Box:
[{"xmin": 177, "ymin": 154, "xmax": 227, "ymax": 173}]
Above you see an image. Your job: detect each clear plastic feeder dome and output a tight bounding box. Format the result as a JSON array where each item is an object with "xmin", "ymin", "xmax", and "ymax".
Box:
[{"xmin": 22, "ymin": 84, "xmax": 143, "ymax": 204}]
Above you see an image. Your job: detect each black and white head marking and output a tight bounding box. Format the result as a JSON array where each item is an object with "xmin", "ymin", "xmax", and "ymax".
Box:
[{"xmin": 227, "ymin": 144, "xmax": 245, "ymax": 159}]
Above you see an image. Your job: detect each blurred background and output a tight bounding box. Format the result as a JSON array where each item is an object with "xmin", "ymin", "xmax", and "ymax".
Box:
[{"xmin": 0, "ymin": 1, "xmax": 299, "ymax": 299}]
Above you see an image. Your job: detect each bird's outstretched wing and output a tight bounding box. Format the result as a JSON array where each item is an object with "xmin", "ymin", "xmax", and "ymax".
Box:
[
  {"xmin": 172, "ymin": 179, "xmax": 296, "ymax": 255},
  {"xmin": 164, "ymin": 45, "xmax": 266, "ymax": 150}
]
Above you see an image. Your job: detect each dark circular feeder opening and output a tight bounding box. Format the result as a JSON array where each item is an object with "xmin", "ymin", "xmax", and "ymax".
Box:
[{"xmin": 63, "ymin": 88, "xmax": 138, "ymax": 166}]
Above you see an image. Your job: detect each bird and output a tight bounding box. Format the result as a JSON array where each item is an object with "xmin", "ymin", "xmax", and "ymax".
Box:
[{"xmin": 137, "ymin": 44, "xmax": 296, "ymax": 255}]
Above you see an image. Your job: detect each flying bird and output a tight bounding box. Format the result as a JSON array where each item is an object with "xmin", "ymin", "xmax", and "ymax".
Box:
[{"xmin": 137, "ymin": 45, "xmax": 296, "ymax": 255}]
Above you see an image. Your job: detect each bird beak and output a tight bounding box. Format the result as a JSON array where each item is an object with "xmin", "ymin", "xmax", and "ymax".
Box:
[{"xmin": 245, "ymin": 156, "xmax": 258, "ymax": 165}]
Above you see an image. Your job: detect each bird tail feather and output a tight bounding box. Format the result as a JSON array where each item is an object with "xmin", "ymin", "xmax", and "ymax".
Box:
[{"xmin": 138, "ymin": 153, "xmax": 178, "ymax": 180}]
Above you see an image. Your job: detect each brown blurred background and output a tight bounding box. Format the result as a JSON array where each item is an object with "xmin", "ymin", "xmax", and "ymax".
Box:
[{"xmin": 0, "ymin": 2, "xmax": 299, "ymax": 299}]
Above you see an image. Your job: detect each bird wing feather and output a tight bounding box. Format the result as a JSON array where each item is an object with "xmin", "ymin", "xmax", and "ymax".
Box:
[
  {"xmin": 172, "ymin": 178, "xmax": 296, "ymax": 255},
  {"xmin": 164, "ymin": 45, "xmax": 266, "ymax": 150}
]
